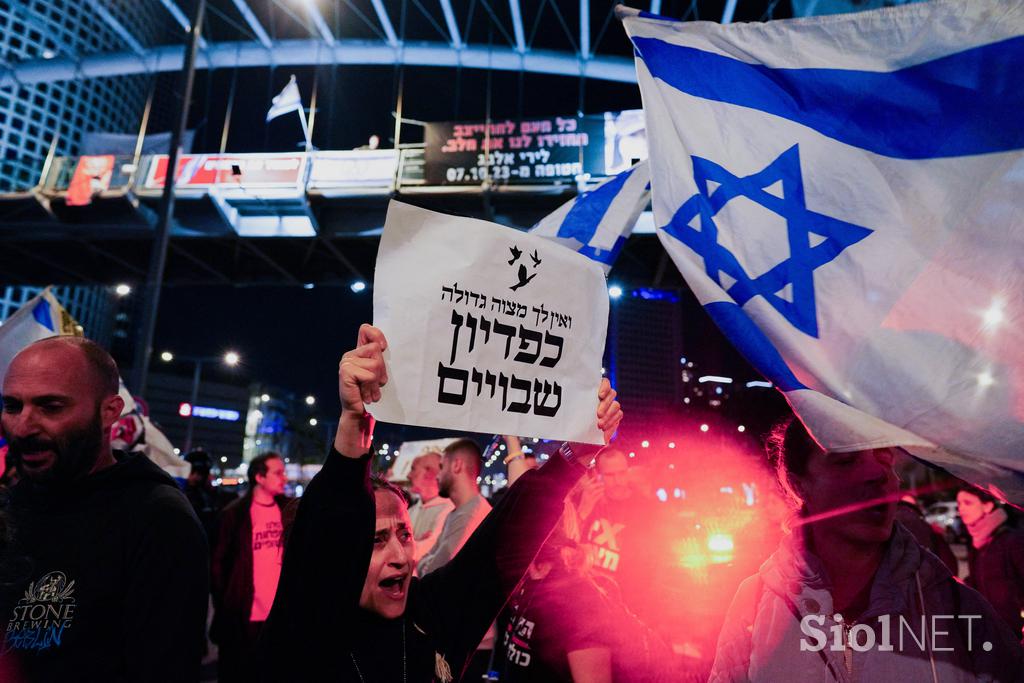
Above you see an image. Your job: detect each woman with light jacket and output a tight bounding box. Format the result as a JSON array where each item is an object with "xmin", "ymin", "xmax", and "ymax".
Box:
[{"xmin": 709, "ymin": 417, "xmax": 1022, "ymax": 682}]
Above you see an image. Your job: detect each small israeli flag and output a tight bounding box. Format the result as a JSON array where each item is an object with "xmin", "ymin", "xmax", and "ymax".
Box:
[
  {"xmin": 530, "ymin": 161, "xmax": 650, "ymax": 274},
  {"xmin": 0, "ymin": 288, "xmax": 77, "ymax": 382},
  {"xmin": 620, "ymin": 1, "xmax": 1024, "ymax": 499}
]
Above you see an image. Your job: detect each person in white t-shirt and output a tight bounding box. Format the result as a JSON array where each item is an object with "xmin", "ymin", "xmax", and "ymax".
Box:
[
  {"xmin": 406, "ymin": 451, "xmax": 455, "ymax": 564},
  {"xmin": 211, "ymin": 452, "xmax": 289, "ymax": 682}
]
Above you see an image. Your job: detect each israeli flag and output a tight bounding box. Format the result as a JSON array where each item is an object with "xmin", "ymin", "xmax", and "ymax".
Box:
[
  {"xmin": 0, "ymin": 288, "xmax": 77, "ymax": 382},
  {"xmin": 530, "ymin": 161, "xmax": 650, "ymax": 273},
  {"xmin": 620, "ymin": 2, "xmax": 1024, "ymax": 498}
]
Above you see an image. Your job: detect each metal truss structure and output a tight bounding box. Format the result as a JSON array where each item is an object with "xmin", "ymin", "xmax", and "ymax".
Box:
[{"xmin": 0, "ymin": 0, "xmax": 785, "ymax": 89}]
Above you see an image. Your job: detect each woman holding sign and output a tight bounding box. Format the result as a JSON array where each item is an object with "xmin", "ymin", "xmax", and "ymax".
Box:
[{"xmin": 260, "ymin": 324, "xmax": 622, "ymax": 682}]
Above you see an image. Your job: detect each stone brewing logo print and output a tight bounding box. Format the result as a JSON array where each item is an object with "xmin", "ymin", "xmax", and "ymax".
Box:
[
  {"xmin": 507, "ymin": 244, "xmax": 542, "ymax": 291},
  {"xmin": 4, "ymin": 571, "xmax": 77, "ymax": 652}
]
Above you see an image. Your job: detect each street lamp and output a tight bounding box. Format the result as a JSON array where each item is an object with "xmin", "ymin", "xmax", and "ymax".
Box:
[
  {"xmin": 161, "ymin": 350, "xmax": 242, "ymax": 453},
  {"xmin": 115, "ymin": 283, "xmax": 132, "ymax": 297},
  {"xmin": 305, "ymin": 395, "xmax": 316, "ymax": 406}
]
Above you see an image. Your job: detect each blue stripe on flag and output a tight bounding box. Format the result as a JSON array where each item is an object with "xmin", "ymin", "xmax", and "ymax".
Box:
[
  {"xmin": 557, "ymin": 168, "xmax": 635, "ymax": 244},
  {"xmin": 703, "ymin": 301, "xmax": 806, "ymax": 392},
  {"xmin": 31, "ymin": 300, "xmax": 55, "ymax": 332},
  {"xmin": 577, "ymin": 235, "xmax": 627, "ymax": 266},
  {"xmin": 632, "ymin": 36, "xmax": 1024, "ymax": 159}
]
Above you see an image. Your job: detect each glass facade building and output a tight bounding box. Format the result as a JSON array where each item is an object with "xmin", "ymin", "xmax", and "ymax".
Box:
[{"xmin": 0, "ymin": 0, "xmax": 162, "ymax": 191}]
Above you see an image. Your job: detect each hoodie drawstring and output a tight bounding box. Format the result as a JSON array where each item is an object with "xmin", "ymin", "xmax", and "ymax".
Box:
[{"xmin": 915, "ymin": 570, "xmax": 939, "ymax": 683}]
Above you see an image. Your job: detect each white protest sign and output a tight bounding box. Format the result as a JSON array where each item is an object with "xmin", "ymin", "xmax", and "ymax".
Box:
[{"xmin": 372, "ymin": 201, "xmax": 609, "ymax": 444}]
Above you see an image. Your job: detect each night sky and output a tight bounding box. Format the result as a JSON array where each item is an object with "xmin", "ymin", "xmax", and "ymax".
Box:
[{"xmin": 155, "ymin": 283, "xmax": 373, "ymax": 420}]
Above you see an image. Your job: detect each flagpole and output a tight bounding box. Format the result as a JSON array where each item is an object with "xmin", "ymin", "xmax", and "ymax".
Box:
[
  {"xmin": 305, "ymin": 68, "xmax": 319, "ymax": 153},
  {"xmin": 296, "ymin": 108, "xmax": 311, "ymax": 151},
  {"xmin": 130, "ymin": 79, "xmax": 155, "ymax": 186},
  {"xmin": 219, "ymin": 64, "xmax": 238, "ymax": 155},
  {"xmin": 131, "ymin": 0, "xmax": 206, "ymax": 397}
]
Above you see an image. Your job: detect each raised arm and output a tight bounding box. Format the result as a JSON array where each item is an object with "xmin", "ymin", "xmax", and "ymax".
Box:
[
  {"xmin": 261, "ymin": 324, "xmax": 389, "ymax": 679},
  {"xmin": 503, "ymin": 435, "xmax": 537, "ymax": 486},
  {"xmin": 334, "ymin": 323, "xmax": 388, "ymax": 458}
]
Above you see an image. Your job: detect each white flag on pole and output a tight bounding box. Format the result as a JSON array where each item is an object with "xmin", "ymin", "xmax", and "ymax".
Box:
[
  {"xmin": 266, "ymin": 75, "xmax": 303, "ymax": 122},
  {"xmin": 620, "ymin": 1, "xmax": 1024, "ymax": 499}
]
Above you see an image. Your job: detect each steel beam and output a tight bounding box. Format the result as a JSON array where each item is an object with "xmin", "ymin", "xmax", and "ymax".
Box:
[
  {"xmin": 439, "ymin": 0, "xmax": 462, "ymax": 49},
  {"xmin": 157, "ymin": 0, "xmax": 209, "ymax": 50},
  {"xmin": 722, "ymin": 0, "xmax": 739, "ymax": 24},
  {"xmin": 78, "ymin": 240, "xmax": 146, "ymax": 276},
  {"xmin": 231, "ymin": 0, "xmax": 273, "ymax": 49},
  {"xmin": 87, "ymin": 0, "xmax": 145, "ymax": 57},
  {"xmin": 319, "ymin": 236, "xmax": 365, "ymax": 282},
  {"xmin": 169, "ymin": 242, "xmax": 232, "ymax": 283},
  {"xmin": 579, "ymin": 0, "xmax": 590, "ymax": 59},
  {"xmin": 508, "ymin": 0, "xmax": 526, "ymax": 53},
  {"xmin": 0, "ymin": 40, "xmax": 637, "ymax": 87},
  {"xmin": 303, "ymin": 1, "xmax": 336, "ymax": 46},
  {"xmin": 238, "ymin": 238, "xmax": 300, "ymax": 283},
  {"xmin": 369, "ymin": 0, "xmax": 399, "ymax": 47}
]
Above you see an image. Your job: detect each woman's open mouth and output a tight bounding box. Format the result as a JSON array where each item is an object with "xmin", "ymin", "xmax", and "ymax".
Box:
[{"xmin": 378, "ymin": 574, "xmax": 408, "ymax": 600}]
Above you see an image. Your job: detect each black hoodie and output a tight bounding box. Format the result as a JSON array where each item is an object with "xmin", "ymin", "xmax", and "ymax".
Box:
[
  {"xmin": 0, "ymin": 450, "xmax": 209, "ymax": 682},
  {"xmin": 261, "ymin": 445, "xmax": 586, "ymax": 682}
]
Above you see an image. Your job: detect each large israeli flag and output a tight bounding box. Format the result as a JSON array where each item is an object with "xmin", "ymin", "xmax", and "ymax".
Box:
[
  {"xmin": 530, "ymin": 161, "xmax": 650, "ymax": 273},
  {"xmin": 620, "ymin": 2, "xmax": 1024, "ymax": 499}
]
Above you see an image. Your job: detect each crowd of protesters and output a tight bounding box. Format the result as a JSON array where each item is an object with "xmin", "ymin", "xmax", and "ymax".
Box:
[{"xmin": 0, "ymin": 330, "xmax": 1019, "ymax": 682}]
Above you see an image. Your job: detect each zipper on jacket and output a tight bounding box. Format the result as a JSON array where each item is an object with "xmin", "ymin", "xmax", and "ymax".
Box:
[{"xmin": 841, "ymin": 619, "xmax": 855, "ymax": 675}]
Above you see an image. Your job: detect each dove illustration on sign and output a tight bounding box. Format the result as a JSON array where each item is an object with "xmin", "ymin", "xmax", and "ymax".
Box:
[{"xmin": 507, "ymin": 244, "xmax": 542, "ymax": 291}]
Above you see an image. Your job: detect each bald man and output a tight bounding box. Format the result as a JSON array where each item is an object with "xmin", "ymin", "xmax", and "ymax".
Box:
[{"xmin": 0, "ymin": 337, "xmax": 208, "ymax": 682}]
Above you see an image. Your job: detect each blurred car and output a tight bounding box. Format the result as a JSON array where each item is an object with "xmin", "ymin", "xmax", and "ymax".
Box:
[{"xmin": 925, "ymin": 501, "xmax": 966, "ymax": 542}]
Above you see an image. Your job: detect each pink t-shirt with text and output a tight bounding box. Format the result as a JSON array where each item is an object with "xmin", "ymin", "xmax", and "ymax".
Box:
[{"xmin": 249, "ymin": 501, "xmax": 283, "ymax": 622}]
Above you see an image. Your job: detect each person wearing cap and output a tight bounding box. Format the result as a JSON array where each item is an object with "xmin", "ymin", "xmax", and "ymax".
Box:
[{"xmin": 183, "ymin": 448, "xmax": 232, "ymax": 548}]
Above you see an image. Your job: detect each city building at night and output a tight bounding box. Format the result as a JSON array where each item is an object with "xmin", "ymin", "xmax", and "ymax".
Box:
[{"xmin": 0, "ymin": 0, "xmax": 161, "ymax": 191}]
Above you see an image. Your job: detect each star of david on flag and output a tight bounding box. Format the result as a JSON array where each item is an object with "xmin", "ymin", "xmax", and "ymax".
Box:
[
  {"xmin": 620, "ymin": 1, "xmax": 1024, "ymax": 500},
  {"xmin": 664, "ymin": 145, "xmax": 871, "ymax": 338}
]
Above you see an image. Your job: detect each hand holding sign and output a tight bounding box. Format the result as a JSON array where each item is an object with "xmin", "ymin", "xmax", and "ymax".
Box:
[
  {"xmin": 334, "ymin": 324, "xmax": 389, "ymax": 457},
  {"xmin": 596, "ymin": 378, "xmax": 621, "ymax": 445}
]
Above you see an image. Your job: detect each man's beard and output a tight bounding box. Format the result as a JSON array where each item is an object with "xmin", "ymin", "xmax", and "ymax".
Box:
[
  {"xmin": 8, "ymin": 410, "xmax": 105, "ymax": 484},
  {"xmin": 438, "ymin": 476, "xmax": 452, "ymax": 499}
]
